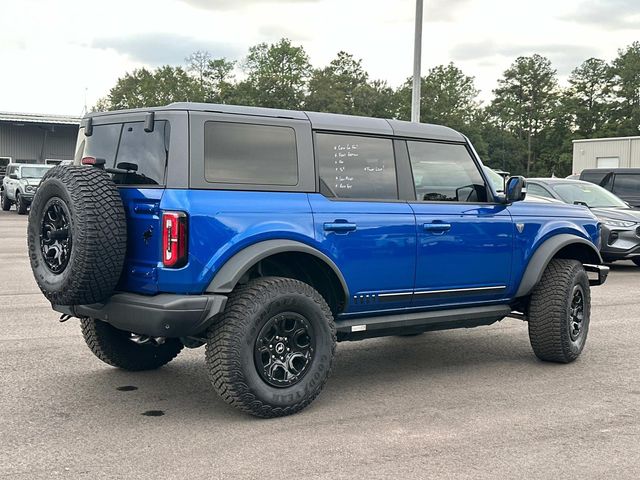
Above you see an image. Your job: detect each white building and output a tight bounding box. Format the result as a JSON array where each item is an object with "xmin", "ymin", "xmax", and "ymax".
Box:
[{"xmin": 572, "ymin": 136, "xmax": 640, "ymax": 174}]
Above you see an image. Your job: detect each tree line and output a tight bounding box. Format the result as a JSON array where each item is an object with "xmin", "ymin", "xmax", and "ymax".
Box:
[{"xmin": 95, "ymin": 38, "xmax": 640, "ymax": 177}]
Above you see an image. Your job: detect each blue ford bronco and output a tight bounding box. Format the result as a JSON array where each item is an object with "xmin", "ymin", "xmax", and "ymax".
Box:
[{"xmin": 27, "ymin": 103, "xmax": 609, "ymax": 417}]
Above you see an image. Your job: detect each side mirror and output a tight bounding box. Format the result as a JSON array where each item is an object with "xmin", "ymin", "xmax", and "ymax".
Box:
[
  {"xmin": 505, "ymin": 176, "xmax": 527, "ymax": 203},
  {"xmin": 9, "ymin": 173, "xmax": 18, "ymax": 180}
]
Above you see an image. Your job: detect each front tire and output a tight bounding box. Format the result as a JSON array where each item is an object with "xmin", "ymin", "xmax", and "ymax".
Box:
[
  {"xmin": 528, "ymin": 259, "xmax": 591, "ymax": 363},
  {"xmin": 16, "ymin": 193, "xmax": 28, "ymax": 215},
  {"xmin": 1, "ymin": 190, "xmax": 11, "ymax": 211},
  {"xmin": 80, "ymin": 318, "xmax": 183, "ymax": 371},
  {"xmin": 206, "ymin": 277, "xmax": 336, "ymax": 418}
]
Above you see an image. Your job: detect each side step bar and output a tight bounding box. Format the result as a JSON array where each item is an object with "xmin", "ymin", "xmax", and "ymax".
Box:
[{"xmin": 336, "ymin": 304, "xmax": 512, "ymax": 341}]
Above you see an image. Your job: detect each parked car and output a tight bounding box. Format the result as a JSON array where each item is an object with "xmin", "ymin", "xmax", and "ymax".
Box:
[
  {"xmin": 1, "ymin": 163, "xmax": 53, "ymax": 214},
  {"xmin": 27, "ymin": 103, "xmax": 608, "ymax": 417},
  {"xmin": 527, "ymin": 178, "xmax": 640, "ymax": 265},
  {"xmin": 485, "ymin": 167, "xmax": 562, "ymax": 204},
  {"xmin": 580, "ymin": 168, "xmax": 640, "ymax": 207}
]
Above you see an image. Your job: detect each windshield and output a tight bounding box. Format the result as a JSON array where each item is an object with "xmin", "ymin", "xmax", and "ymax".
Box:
[
  {"xmin": 20, "ymin": 166, "xmax": 51, "ymax": 179},
  {"xmin": 553, "ymin": 182, "xmax": 628, "ymax": 208},
  {"xmin": 483, "ymin": 167, "xmax": 505, "ymax": 192}
]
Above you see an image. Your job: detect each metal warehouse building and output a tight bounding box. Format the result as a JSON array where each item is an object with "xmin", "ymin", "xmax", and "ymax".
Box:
[
  {"xmin": 0, "ymin": 112, "xmax": 80, "ymax": 165},
  {"xmin": 572, "ymin": 136, "xmax": 640, "ymax": 174}
]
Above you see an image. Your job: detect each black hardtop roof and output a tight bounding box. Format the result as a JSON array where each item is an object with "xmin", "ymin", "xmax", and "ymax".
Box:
[
  {"xmin": 581, "ymin": 168, "xmax": 640, "ymax": 174},
  {"xmin": 86, "ymin": 102, "xmax": 466, "ymax": 143}
]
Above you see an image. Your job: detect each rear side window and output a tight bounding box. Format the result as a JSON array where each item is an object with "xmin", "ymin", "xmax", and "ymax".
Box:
[
  {"xmin": 407, "ymin": 141, "xmax": 487, "ymax": 202},
  {"xmin": 204, "ymin": 121, "xmax": 298, "ymax": 186},
  {"xmin": 613, "ymin": 174, "xmax": 640, "ymax": 196},
  {"xmin": 315, "ymin": 133, "xmax": 397, "ymax": 200}
]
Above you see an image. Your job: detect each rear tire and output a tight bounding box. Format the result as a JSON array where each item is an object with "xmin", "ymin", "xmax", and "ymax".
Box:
[
  {"xmin": 206, "ymin": 277, "xmax": 336, "ymax": 418},
  {"xmin": 1, "ymin": 190, "xmax": 11, "ymax": 211},
  {"xmin": 80, "ymin": 318, "xmax": 183, "ymax": 371},
  {"xmin": 16, "ymin": 193, "xmax": 28, "ymax": 215},
  {"xmin": 527, "ymin": 259, "xmax": 590, "ymax": 363}
]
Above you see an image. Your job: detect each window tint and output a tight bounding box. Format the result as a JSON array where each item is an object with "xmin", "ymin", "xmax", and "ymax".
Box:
[
  {"xmin": 115, "ymin": 121, "xmax": 169, "ymax": 185},
  {"xmin": 82, "ymin": 123, "xmax": 122, "ymax": 168},
  {"xmin": 316, "ymin": 133, "xmax": 397, "ymax": 200},
  {"xmin": 407, "ymin": 142, "xmax": 487, "ymax": 202},
  {"xmin": 527, "ymin": 183, "xmax": 554, "ymax": 198},
  {"xmin": 580, "ymin": 171, "xmax": 608, "ymax": 185},
  {"xmin": 204, "ymin": 122, "xmax": 298, "ymax": 185},
  {"xmin": 76, "ymin": 121, "xmax": 169, "ymax": 186},
  {"xmin": 613, "ymin": 174, "xmax": 640, "ymax": 196}
]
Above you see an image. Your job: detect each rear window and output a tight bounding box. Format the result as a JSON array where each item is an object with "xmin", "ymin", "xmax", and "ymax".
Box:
[
  {"xmin": 204, "ymin": 121, "xmax": 298, "ymax": 186},
  {"xmin": 580, "ymin": 171, "xmax": 609, "ymax": 185},
  {"xmin": 75, "ymin": 121, "xmax": 169, "ymax": 186}
]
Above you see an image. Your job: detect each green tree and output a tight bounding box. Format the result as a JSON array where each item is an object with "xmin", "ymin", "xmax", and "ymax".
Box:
[
  {"xmin": 397, "ymin": 63, "xmax": 485, "ymax": 154},
  {"xmin": 610, "ymin": 41, "xmax": 640, "ymax": 136},
  {"xmin": 204, "ymin": 58, "xmax": 236, "ymax": 103},
  {"xmin": 305, "ymin": 51, "xmax": 396, "ymax": 118},
  {"xmin": 306, "ymin": 51, "xmax": 368, "ymax": 114},
  {"xmin": 397, "ymin": 63, "xmax": 481, "ymax": 126},
  {"xmin": 185, "ymin": 50, "xmax": 212, "ymax": 101},
  {"xmin": 565, "ymin": 58, "xmax": 613, "ymax": 138},
  {"xmin": 489, "ymin": 54, "xmax": 559, "ymax": 175},
  {"xmin": 239, "ymin": 38, "xmax": 311, "ymax": 109},
  {"xmin": 104, "ymin": 66, "xmax": 200, "ymax": 110}
]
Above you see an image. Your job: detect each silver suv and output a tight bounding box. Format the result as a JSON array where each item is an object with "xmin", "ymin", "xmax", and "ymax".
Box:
[{"xmin": 1, "ymin": 164, "xmax": 53, "ymax": 214}]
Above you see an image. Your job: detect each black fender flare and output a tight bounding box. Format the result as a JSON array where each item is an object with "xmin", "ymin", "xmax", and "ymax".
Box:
[
  {"xmin": 515, "ymin": 233, "xmax": 602, "ymax": 298},
  {"xmin": 206, "ymin": 239, "xmax": 350, "ymax": 304}
]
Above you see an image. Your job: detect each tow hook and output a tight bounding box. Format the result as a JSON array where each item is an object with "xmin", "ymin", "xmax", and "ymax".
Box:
[{"xmin": 59, "ymin": 314, "xmax": 72, "ymax": 323}]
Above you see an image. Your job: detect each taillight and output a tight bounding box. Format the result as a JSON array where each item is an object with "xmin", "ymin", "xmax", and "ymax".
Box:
[{"xmin": 162, "ymin": 212, "xmax": 188, "ymax": 268}]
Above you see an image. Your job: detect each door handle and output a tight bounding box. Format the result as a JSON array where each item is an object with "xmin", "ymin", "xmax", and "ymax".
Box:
[
  {"xmin": 423, "ymin": 222, "xmax": 451, "ymax": 233},
  {"xmin": 323, "ymin": 221, "xmax": 357, "ymax": 233}
]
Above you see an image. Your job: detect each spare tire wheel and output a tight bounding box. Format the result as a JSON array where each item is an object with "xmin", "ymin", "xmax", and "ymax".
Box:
[{"xmin": 27, "ymin": 166, "xmax": 127, "ymax": 306}]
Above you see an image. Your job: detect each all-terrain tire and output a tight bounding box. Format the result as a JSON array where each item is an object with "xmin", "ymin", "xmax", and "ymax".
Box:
[
  {"xmin": 528, "ymin": 259, "xmax": 591, "ymax": 363},
  {"xmin": 206, "ymin": 277, "xmax": 337, "ymax": 418},
  {"xmin": 1, "ymin": 190, "xmax": 11, "ymax": 211},
  {"xmin": 27, "ymin": 166, "xmax": 127, "ymax": 305},
  {"xmin": 16, "ymin": 193, "xmax": 28, "ymax": 215},
  {"xmin": 80, "ymin": 318, "xmax": 183, "ymax": 371}
]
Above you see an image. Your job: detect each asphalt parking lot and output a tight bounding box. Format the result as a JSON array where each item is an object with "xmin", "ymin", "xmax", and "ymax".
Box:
[{"xmin": 1, "ymin": 208, "xmax": 639, "ymax": 480}]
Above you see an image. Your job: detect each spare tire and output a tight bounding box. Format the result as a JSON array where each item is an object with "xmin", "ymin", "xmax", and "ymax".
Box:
[{"xmin": 27, "ymin": 166, "xmax": 127, "ymax": 306}]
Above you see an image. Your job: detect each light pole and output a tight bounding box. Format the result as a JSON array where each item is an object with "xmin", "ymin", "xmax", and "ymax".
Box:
[{"xmin": 411, "ymin": 0, "xmax": 424, "ymax": 123}]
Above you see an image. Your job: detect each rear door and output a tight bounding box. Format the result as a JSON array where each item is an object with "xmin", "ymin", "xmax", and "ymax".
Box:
[
  {"xmin": 406, "ymin": 140, "xmax": 513, "ymax": 308},
  {"xmin": 308, "ymin": 132, "xmax": 416, "ymax": 314},
  {"xmin": 75, "ymin": 111, "xmax": 187, "ymax": 294}
]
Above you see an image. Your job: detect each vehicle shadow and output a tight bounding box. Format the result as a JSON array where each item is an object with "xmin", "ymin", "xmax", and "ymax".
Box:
[{"xmin": 63, "ymin": 322, "xmax": 536, "ymax": 422}]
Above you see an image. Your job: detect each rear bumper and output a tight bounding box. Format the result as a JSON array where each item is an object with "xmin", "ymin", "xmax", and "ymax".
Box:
[{"xmin": 53, "ymin": 292, "xmax": 227, "ymax": 337}]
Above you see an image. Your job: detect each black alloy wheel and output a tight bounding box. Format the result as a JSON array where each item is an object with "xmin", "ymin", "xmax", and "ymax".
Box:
[
  {"xmin": 568, "ymin": 285, "xmax": 585, "ymax": 342},
  {"xmin": 40, "ymin": 198, "xmax": 72, "ymax": 274},
  {"xmin": 254, "ymin": 312, "xmax": 316, "ymax": 388}
]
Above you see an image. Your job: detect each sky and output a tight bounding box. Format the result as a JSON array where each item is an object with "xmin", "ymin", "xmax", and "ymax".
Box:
[{"xmin": 0, "ymin": 0, "xmax": 638, "ymax": 116}]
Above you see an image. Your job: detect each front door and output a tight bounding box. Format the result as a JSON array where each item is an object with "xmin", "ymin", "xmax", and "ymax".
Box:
[
  {"xmin": 309, "ymin": 132, "xmax": 416, "ymax": 314},
  {"xmin": 406, "ymin": 140, "xmax": 513, "ymax": 308}
]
